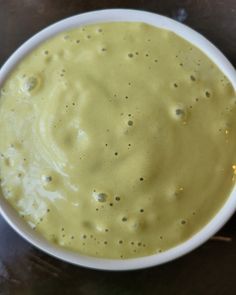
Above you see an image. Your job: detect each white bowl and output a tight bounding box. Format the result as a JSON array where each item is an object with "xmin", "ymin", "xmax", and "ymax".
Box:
[{"xmin": 0, "ymin": 9, "xmax": 236, "ymax": 271}]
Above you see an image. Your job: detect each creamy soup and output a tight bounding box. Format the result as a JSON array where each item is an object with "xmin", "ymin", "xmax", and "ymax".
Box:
[{"xmin": 0, "ymin": 22, "xmax": 236, "ymax": 259}]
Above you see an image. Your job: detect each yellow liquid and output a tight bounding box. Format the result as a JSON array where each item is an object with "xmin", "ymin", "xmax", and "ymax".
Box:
[{"xmin": 0, "ymin": 22, "xmax": 236, "ymax": 259}]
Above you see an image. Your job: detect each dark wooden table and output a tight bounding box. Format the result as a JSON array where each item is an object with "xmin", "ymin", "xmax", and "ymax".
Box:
[{"xmin": 1, "ymin": 1, "xmax": 236, "ymax": 294}]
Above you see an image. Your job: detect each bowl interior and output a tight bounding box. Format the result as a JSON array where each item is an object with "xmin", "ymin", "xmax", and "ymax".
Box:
[{"xmin": 0, "ymin": 9, "xmax": 236, "ymax": 270}]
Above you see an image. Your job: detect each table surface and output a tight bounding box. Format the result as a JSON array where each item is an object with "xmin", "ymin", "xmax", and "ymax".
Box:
[{"xmin": 1, "ymin": 1, "xmax": 236, "ymax": 294}]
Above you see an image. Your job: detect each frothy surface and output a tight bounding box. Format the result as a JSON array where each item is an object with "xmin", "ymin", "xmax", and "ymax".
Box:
[{"xmin": 0, "ymin": 22, "xmax": 236, "ymax": 258}]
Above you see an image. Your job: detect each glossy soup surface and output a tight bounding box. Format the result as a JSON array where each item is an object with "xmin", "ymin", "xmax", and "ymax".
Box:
[{"xmin": 0, "ymin": 22, "xmax": 236, "ymax": 258}]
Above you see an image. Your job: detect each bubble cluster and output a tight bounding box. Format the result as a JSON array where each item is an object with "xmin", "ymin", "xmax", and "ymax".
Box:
[
  {"xmin": 190, "ymin": 75, "xmax": 196, "ymax": 81},
  {"xmin": 22, "ymin": 76, "xmax": 38, "ymax": 92}
]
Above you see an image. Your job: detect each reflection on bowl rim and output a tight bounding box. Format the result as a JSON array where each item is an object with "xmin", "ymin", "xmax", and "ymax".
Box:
[{"xmin": 0, "ymin": 9, "xmax": 236, "ymax": 271}]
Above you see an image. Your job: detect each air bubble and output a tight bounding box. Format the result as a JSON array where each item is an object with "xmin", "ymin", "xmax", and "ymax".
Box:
[
  {"xmin": 82, "ymin": 234, "xmax": 87, "ymax": 239},
  {"xmin": 119, "ymin": 240, "xmax": 123, "ymax": 244},
  {"xmin": 109, "ymin": 203, "xmax": 113, "ymax": 207},
  {"xmin": 101, "ymin": 48, "xmax": 107, "ymax": 52},
  {"xmin": 138, "ymin": 242, "xmax": 142, "ymax": 246},
  {"xmin": 205, "ymin": 91, "xmax": 211, "ymax": 98},
  {"xmin": 96, "ymin": 193, "xmax": 107, "ymax": 202},
  {"xmin": 128, "ymin": 120, "xmax": 133, "ymax": 126},
  {"xmin": 42, "ymin": 175, "xmax": 52, "ymax": 183},
  {"xmin": 174, "ymin": 83, "xmax": 178, "ymax": 88},
  {"xmin": 76, "ymin": 40, "xmax": 80, "ymax": 44},
  {"xmin": 175, "ymin": 109, "xmax": 184, "ymax": 116},
  {"xmin": 87, "ymin": 35, "xmax": 91, "ymax": 39},
  {"xmin": 181, "ymin": 220, "xmax": 187, "ymax": 225},
  {"xmin": 174, "ymin": 186, "xmax": 184, "ymax": 196},
  {"xmin": 23, "ymin": 76, "xmax": 38, "ymax": 92},
  {"xmin": 128, "ymin": 53, "xmax": 133, "ymax": 58},
  {"xmin": 104, "ymin": 241, "xmax": 108, "ymax": 245},
  {"xmin": 139, "ymin": 177, "xmax": 144, "ymax": 181},
  {"xmin": 135, "ymin": 52, "xmax": 139, "ymax": 55},
  {"xmin": 122, "ymin": 217, "xmax": 127, "ymax": 222},
  {"xmin": 140, "ymin": 209, "xmax": 144, "ymax": 213},
  {"xmin": 195, "ymin": 98, "xmax": 199, "ymax": 102},
  {"xmin": 114, "ymin": 152, "xmax": 118, "ymax": 156},
  {"xmin": 44, "ymin": 50, "xmax": 49, "ymax": 55},
  {"xmin": 98, "ymin": 28, "xmax": 103, "ymax": 33},
  {"xmin": 190, "ymin": 75, "xmax": 196, "ymax": 81},
  {"xmin": 154, "ymin": 59, "xmax": 158, "ymax": 63}
]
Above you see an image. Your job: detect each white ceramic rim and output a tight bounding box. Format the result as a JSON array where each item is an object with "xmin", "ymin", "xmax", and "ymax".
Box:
[{"xmin": 0, "ymin": 9, "xmax": 236, "ymax": 271}]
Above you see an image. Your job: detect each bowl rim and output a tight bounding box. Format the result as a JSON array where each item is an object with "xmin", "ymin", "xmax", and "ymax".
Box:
[{"xmin": 0, "ymin": 8, "xmax": 236, "ymax": 271}]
